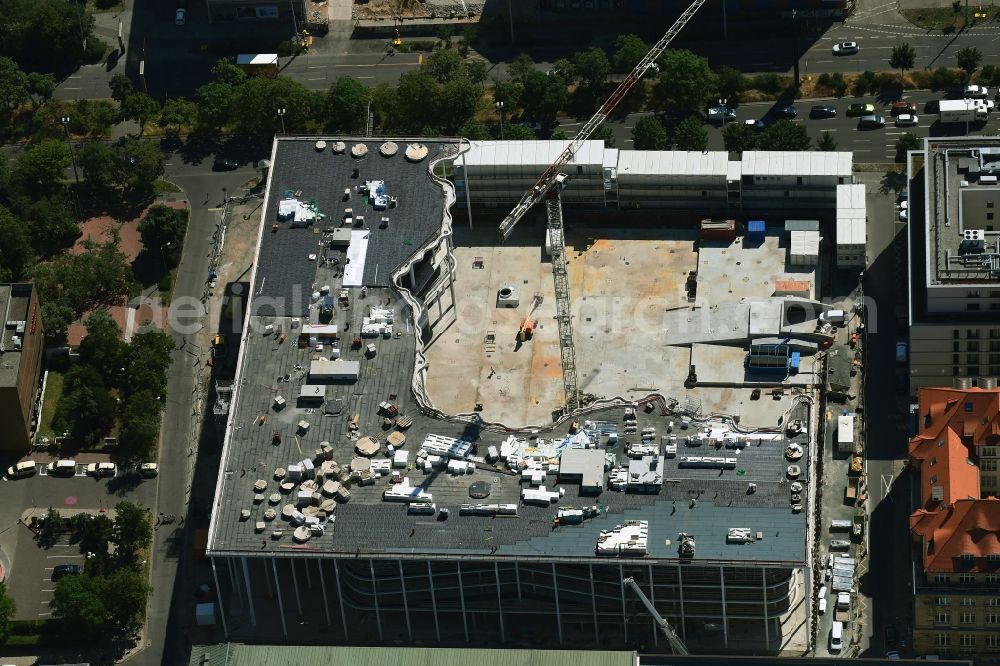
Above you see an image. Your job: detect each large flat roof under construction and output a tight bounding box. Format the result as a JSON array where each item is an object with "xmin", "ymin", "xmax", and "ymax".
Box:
[{"xmin": 207, "ymin": 138, "xmax": 812, "ymax": 565}]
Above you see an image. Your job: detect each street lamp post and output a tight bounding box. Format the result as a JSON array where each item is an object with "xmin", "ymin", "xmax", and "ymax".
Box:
[
  {"xmin": 277, "ymin": 108, "xmax": 287, "ymax": 134},
  {"xmin": 496, "ymin": 101, "xmax": 505, "ymax": 140},
  {"xmin": 718, "ymin": 98, "xmax": 728, "ymax": 131},
  {"xmin": 60, "ymin": 116, "xmax": 82, "ymax": 221}
]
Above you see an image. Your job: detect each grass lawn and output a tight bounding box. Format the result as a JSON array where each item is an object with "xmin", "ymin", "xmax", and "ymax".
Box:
[
  {"xmin": 37, "ymin": 369, "xmax": 66, "ymax": 440},
  {"xmin": 902, "ymin": 6, "xmax": 999, "ymax": 30},
  {"xmin": 153, "ymin": 179, "xmax": 182, "ymax": 195}
]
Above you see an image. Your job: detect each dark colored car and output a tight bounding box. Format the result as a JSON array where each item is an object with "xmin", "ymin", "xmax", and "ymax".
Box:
[
  {"xmin": 52, "ymin": 564, "xmax": 82, "ymax": 581},
  {"xmin": 809, "ymin": 105, "xmax": 837, "ymax": 119},
  {"xmin": 776, "ymin": 105, "xmax": 798, "ymax": 119},
  {"xmin": 212, "ymin": 158, "xmax": 239, "ymax": 171},
  {"xmin": 891, "ymin": 101, "xmax": 917, "ymax": 116}
]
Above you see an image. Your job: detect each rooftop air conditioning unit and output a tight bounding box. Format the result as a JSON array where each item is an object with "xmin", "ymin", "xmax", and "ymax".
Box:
[{"xmin": 964, "ymin": 230, "xmax": 986, "ymax": 241}]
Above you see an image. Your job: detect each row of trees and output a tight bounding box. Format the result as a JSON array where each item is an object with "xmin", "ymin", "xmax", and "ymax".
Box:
[
  {"xmin": 41, "ymin": 504, "xmax": 152, "ymax": 640},
  {"xmin": 52, "ymin": 310, "xmax": 174, "ymax": 458}
]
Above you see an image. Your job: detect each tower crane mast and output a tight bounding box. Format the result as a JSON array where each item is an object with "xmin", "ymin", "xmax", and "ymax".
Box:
[
  {"xmin": 496, "ymin": 0, "xmax": 707, "ymax": 242},
  {"xmin": 623, "ymin": 577, "xmax": 690, "ymax": 655}
]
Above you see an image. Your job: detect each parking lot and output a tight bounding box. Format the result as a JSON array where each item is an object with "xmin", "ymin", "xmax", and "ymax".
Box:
[{"xmin": 0, "ymin": 457, "xmax": 156, "ymax": 621}]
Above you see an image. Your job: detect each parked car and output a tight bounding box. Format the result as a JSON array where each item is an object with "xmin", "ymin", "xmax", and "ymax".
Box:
[
  {"xmin": 891, "ymin": 101, "xmax": 918, "ymax": 116},
  {"xmin": 52, "ymin": 564, "xmax": 82, "ymax": 581},
  {"xmin": 832, "ymin": 41, "xmax": 860, "ymax": 55},
  {"xmin": 175, "ymin": 7, "xmax": 186, "ymax": 24},
  {"xmin": 48, "ymin": 459, "xmax": 77, "ymax": 476},
  {"xmin": 212, "ymin": 158, "xmax": 239, "ymax": 171},
  {"xmin": 6, "ymin": 460, "xmax": 36, "ymax": 479},
  {"xmin": 139, "ymin": 462, "xmax": 159, "ymax": 478},
  {"xmin": 896, "ymin": 341, "xmax": 908, "ymax": 363},
  {"xmin": 895, "ymin": 113, "xmax": 919, "ymax": 127},
  {"xmin": 809, "ymin": 105, "xmax": 837, "ymax": 119},
  {"xmin": 707, "ymin": 106, "xmax": 737, "ymax": 123},
  {"xmin": 858, "ymin": 114, "xmax": 886, "ymax": 129},
  {"xmin": 86, "ymin": 462, "xmax": 117, "ymax": 478},
  {"xmin": 743, "ymin": 119, "xmax": 767, "ymax": 131},
  {"xmin": 964, "ymin": 84, "xmax": 989, "ymax": 99},
  {"xmin": 978, "ymin": 99, "xmax": 996, "ymax": 112},
  {"xmin": 818, "ymin": 597, "xmax": 828, "ymax": 614},
  {"xmin": 898, "ymin": 190, "xmax": 908, "ymax": 205},
  {"xmin": 847, "ymin": 102, "xmax": 875, "ymax": 117},
  {"xmin": 516, "ymin": 121, "xmax": 543, "ymax": 132},
  {"xmin": 886, "ymin": 652, "xmax": 901, "ymax": 661},
  {"xmin": 776, "ymin": 104, "xmax": 798, "ymax": 119}
]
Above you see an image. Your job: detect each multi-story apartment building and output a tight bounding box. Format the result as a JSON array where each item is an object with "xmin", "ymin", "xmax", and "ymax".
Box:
[
  {"xmin": 0, "ymin": 283, "xmax": 45, "ymax": 454},
  {"xmin": 909, "ymin": 385, "xmax": 1000, "ymax": 658},
  {"xmin": 906, "ymin": 138, "xmax": 1000, "ymax": 392}
]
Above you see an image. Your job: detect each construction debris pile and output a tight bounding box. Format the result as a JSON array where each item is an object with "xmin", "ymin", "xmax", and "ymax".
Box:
[{"xmin": 352, "ymin": 0, "xmax": 485, "ymax": 20}]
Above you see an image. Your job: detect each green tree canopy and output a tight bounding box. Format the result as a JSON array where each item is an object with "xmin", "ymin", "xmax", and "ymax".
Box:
[
  {"xmin": 757, "ymin": 119, "xmax": 811, "ymax": 151},
  {"xmin": 233, "ymin": 77, "xmax": 320, "ymax": 134},
  {"xmin": 632, "ymin": 115, "xmax": 668, "ymax": 150},
  {"xmin": 0, "ymin": 57, "xmax": 29, "ymax": 118},
  {"xmin": 32, "ymin": 234, "xmax": 137, "ymax": 316},
  {"xmin": 11, "ymin": 140, "xmax": 71, "ymax": 197},
  {"xmin": 112, "ymin": 501, "xmax": 152, "ymax": 565},
  {"xmin": 195, "ymin": 82, "xmax": 237, "ymax": 130},
  {"xmin": 424, "ymin": 49, "xmax": 465, "ymax": 84},
  {"xmin": 158, "ymin": 98, "xmax": 198, "ymax": 135},
  {"xmin": 78, "ymin": 309, "xmax": 127, "ymax": 383},
  {"xmin": 119, "ymin": 390, "xmax": 163, "ymax": 462},
  {"xmin": 722, "ymin": 122, "xmax": 756, "ymax": 152},
  {"xmin": 492, "ymin": 78, "xmax": 522, "ymax": 110},
  {"xmin": 507, "ymin": 53, "xmax": 536, "ymax": 84},
  {"xmin": 0, "ymin": 581, "xmax": 15, "ymax": 646},
  {"xmin": 655, "ymin": 50, "xmax": 718, "ymax": 114},
  {"xmin": 504, "ymin": 124, "xmax": 537, "ymax": 140},
  {"xmin": 889, "ymin": 43, "xmax": 916, "ymax": 80},
  {"xmin": 896, "ymin": 132, "xmax": 921, "ymax": 161},
  {"xmin": 438, "ymin": 76, "xmax": 482, "ymax": 133},
  {"xmin": 0, "ymin": 0, "xmax": 98, "ymax": 74},
  {"xmin": 122, "ymin": 93, "xmax": 160, "ymax": 133},
  {"xmin": 51, "ymin": 567, "xmax": 150, "ymax": 638},
  {"xmin": 325, "ymin": 76, "xmax": 369, "ymax": 133},
  {"xmin": 956, "ymin": 47, "xmax": 982, "ymax": 80},
  {"xmin": 138, "ymin": 204, "xmax": 188, "ymax": 267},
  {"xmin": 612, "ymin": 34, "xmax": 649, "ymax": 73},
  {"xmin": 77, "ymin": 141, "xmax": 121, "ymax": 194},
  {"xmin": 109, "ymin": 73, "xmax": 134, "ymax": 106},
  {"xmin": 816, "ymin": 131, "xmax": 838, "ymax": 151},
  {"xmin": 716, "ymin": 67, "xmax": 747, "ymax": 104},
  {"xmin": 0, "ymin": 205, "xmax": 35, "ymax": 282},
  {"xmin": 117, "ymin": 139, "xmax": 165, "ymax": 198},
  {"xmin": 519, "ymin": 70, "xmax": 568, "ymax": 122},
  {"xmin": 51, "ymin": 364, "xmax": 116, "ymax": 445},
  {"xmin": 573, "ymin": 47, "xmax": 611, "ymax": 89},
  {"xmin": 673, "ymin": 116, "xmax": 708, "ymax": 151}
]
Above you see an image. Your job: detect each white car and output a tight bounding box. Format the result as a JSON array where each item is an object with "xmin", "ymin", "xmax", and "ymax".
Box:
[
  {"xmin": 818, "ymin": 597, "xmax": 828, "ymax": 614},
  {"xmin": 899, "ymin": 199, "xmax": 909, "ymax": 211},
  {"xmin": 139, "ymin": 462, "xmax": 159, "ymax": 478},
  {"xmin": 6, "ymin": 460, "xmax": 36, "ymax": 479},
  {"xmin": 900, "ymin": 209, "xmax": 908, "ymax": 222},
  {"xmin": 964, "ymin": 84, "xmax": 989, "ymax": 99},
  {"xmin": 818, "ymin": 584, "xmax": 828, "ymax": 598},
  {"xmin": 87, "ymin": 462, "xmax": 117, "ymax": 478},
  {"xmin": 978, "ymin": 99, "xmax": 995, "ymax": 112},
  {"xmin": 895, "ymin": 113, "xmax": 918, "ymax": 127},
  {"xmin": 175, "ymin": 8, "xmax": 186, "ymax": 25},
  {"xmin": 832, "ymin": 41, "xmax": 859, "ymax": 55}
]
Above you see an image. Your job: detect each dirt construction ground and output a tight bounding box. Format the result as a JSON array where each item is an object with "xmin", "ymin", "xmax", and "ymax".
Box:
[{"xmin": 423, "ymin": 224, "xmax": 700, "ymax": 427}]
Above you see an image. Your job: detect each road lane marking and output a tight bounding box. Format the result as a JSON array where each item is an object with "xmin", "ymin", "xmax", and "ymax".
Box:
[
  {"xmin": 881, "ymin": 473, "xmax": 894, "ymax": 498},
  {"xmin": 307, "ymin": 77, "xmax": 324, "ymax": 81}
]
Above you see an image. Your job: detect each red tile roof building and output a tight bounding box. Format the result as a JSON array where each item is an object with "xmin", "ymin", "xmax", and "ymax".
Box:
[{"xmin": 908, "ymin": 386, "xmax": 1000, "ymax": 658}]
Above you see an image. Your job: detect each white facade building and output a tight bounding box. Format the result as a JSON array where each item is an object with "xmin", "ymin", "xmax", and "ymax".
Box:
[{"xmin": 836, "ymin": 184, "xmax": 866, "ymax": 268}]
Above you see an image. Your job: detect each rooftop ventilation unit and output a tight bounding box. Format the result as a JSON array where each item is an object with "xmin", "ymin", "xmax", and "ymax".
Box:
[{"xmin": 964, "ymin": 230, "xmax": 986, "ymax": 241}]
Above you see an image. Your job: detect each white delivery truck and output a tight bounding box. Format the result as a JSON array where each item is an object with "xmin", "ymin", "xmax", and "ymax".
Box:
[{"xmin": 939, "ymin": 99, "xmax": 988, "ymax": 124}]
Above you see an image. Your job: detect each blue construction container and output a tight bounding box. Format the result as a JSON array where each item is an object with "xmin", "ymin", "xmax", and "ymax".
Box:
[
  {"xmin": 790, "ymin": 352, "xmax": 801, "ymax": 373},
  {"xmin": 747, "ymin": 220, "xmax": 766, "ymax": 243}
]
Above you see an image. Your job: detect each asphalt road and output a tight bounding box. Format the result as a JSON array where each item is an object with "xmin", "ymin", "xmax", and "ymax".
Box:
[
  {"xmin": 575, "ymin": 88, "xmax": 990, "ymax": 160},
  {"xmin": 132, "ymin": 154, "xmax": 258, "ymax": 666}
]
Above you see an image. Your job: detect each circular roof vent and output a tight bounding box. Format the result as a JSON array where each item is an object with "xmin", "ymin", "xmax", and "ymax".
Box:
[{"xmin": 469, "ymin": 481, "xmax": 492, "ymax": 499}]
